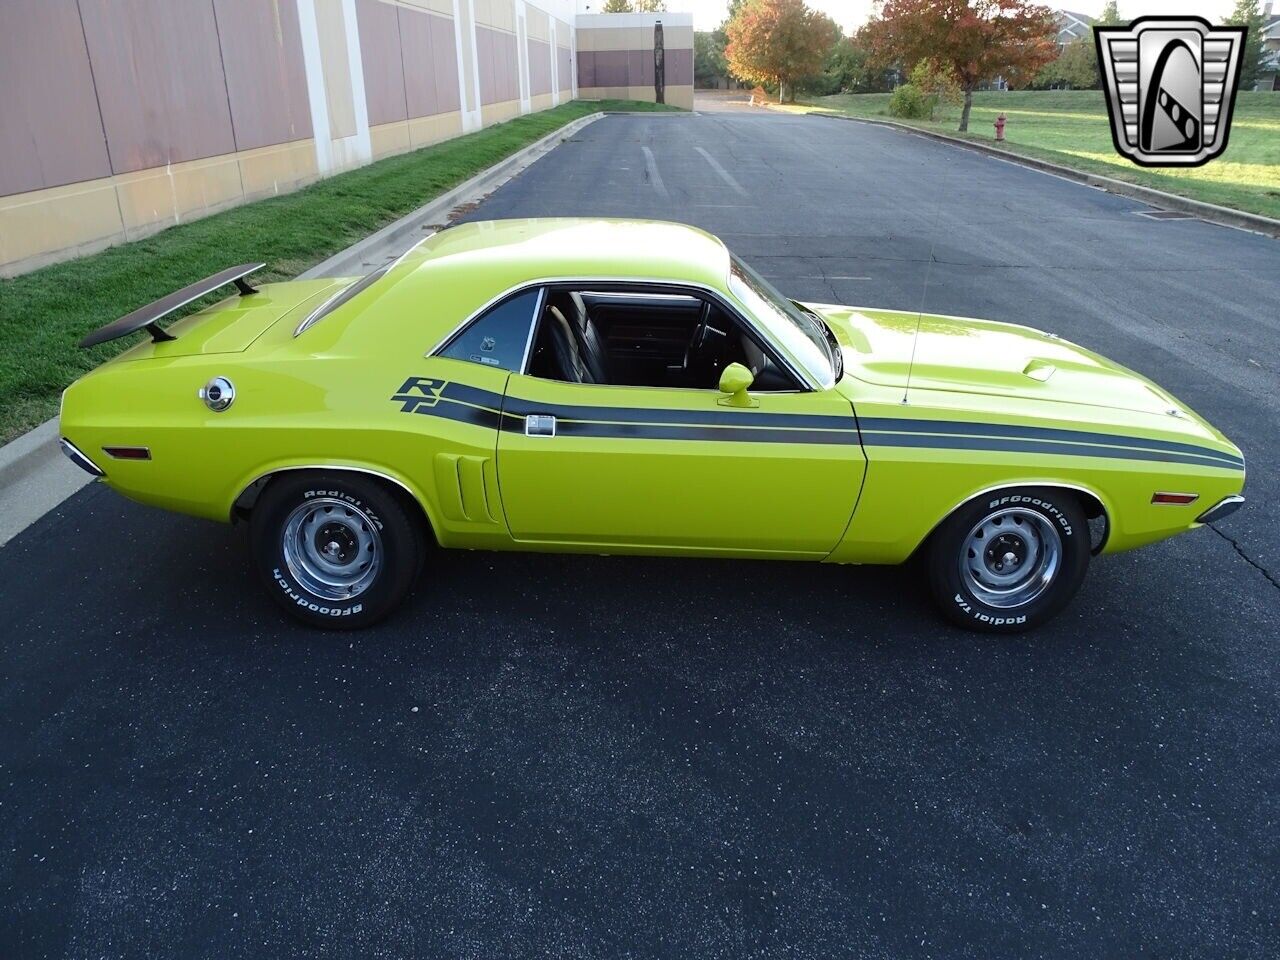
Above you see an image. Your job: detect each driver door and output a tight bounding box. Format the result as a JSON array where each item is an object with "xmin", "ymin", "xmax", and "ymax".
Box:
[{"xmin": 495, "ymin": 375, "xmax": 866, "ymax": 557}]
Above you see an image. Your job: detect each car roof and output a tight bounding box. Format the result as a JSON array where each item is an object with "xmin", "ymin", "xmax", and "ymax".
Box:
[
  {"xmin": 284, "ymin": 219, "xmax": 737, "ymax": 360},
  {"xmin": 395, "ymin": 218, "xmax": 733, "ymax": 289}
]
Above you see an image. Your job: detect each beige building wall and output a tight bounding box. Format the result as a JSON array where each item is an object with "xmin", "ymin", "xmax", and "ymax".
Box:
[
  {"xmin": 575, "ymin": 12, "xmax": 694, "ymax": 111},
  {"xmin": 0, "ymin": 0, "xmax": 591, "ymax": 278}
]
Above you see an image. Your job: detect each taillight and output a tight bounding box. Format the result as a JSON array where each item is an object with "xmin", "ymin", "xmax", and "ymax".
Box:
[
  {"xmin": 102, "ymin": 446, "xmax": 151, "ymax": 460},
  {"xmin": 1151, "ymin": 491, "xmax": 1198, "ymax": 505}
]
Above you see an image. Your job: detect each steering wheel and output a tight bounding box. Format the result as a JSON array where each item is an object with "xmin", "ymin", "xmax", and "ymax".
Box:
[
  {"xmin": 683, "ymin": 300, "xmax": 713, "ymax": 368},
  {"xmin": 687, "ymin": 299, "xmax": 730, "ymax": 366}
]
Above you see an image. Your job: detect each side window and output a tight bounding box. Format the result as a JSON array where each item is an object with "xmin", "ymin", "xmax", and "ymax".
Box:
[{"xmin": 439, "ymin": 289, "xmax": 542, "ymax": 371}]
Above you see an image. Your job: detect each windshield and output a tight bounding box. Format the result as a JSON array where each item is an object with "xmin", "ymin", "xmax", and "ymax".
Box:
[{"xmin": 727, "ymin": 256, "xmax": 836, "ymax": 388}]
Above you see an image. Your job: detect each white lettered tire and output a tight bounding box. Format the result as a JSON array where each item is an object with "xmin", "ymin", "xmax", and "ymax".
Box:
[
  {"xmin": 250, "ymin": 472, "xmax": 425, "ymax": 629},
  {"xmin": 926, "ymin": 487, "xmax": 1090, "ymax": 633}
]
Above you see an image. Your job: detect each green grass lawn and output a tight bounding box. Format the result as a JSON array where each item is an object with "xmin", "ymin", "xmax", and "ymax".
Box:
[
  {"xmin": 0, "ymin": 99, "xmax": 678, "ymax": 445},
  {"xmin": 784, "ymin": 90, "xmax": 1280, "ymax": 221}
]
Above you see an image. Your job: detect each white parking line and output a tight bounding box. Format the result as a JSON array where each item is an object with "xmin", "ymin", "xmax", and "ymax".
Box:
[
  {"xmin": 694, "ymin": 146, "xmax": 749, "ymax": 198},
  {"xmin": 640, "ymin": 145, "xmax": 669, "ymax": 200}
]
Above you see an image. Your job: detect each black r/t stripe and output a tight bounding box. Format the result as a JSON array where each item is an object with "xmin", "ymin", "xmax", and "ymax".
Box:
[
  {"xmin": 417, "ymin": 381, "xmax": 1240, "ymax": 470},
  {"xmin": 860, "ymin": 417, "xmax": 1243, "ymax": 469}
]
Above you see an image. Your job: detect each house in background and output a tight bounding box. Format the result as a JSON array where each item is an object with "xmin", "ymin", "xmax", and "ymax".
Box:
[
  {"xmin": 984, "ymin": 8, "xmax": 1093, "ymax": 90},
  {"xmin": 1055, "ymin": 9, "xmax": 1094, "ymax": 49},
  {"xmin": 1259, "ymin": 3, "xmax": 1280, "ymax": 91}
]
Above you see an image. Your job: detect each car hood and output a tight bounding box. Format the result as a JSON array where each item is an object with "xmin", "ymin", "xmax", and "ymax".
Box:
[{"xmin": 806, "ymin": 303, "xmax": 1189, "ymax": 418}]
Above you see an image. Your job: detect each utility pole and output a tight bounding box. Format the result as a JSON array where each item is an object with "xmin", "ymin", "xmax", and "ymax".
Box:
[{"xmin": 654, "ymin": 21, "xmax": 665, "ymax": 104}]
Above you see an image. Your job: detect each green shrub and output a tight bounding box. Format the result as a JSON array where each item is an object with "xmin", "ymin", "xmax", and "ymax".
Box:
[
  {"xmin": 888, "ymin": 83, "xmax": 935, "ymax": 119},
  {"xmin": 887, "ymin": 60, "xmax": 963, "ymax": 120}
]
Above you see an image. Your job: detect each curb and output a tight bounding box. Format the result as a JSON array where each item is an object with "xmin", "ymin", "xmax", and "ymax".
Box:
[
  {"xmin": 805, "ymin": 110, "xmax": 1280, "ymax": 239},
  {"xmin": 0, "ymin": 419, "xmax": 63, "ymax": 489},
  {"xmin": 0, "ymin": 420, "xmax": 94, "ymax": 547},
  {"xmin": 0, "ymin": 110, "xmax": 608, "ymax": 546},
  {"xmin": 299, "ymin": 112, "xmax": 605, "ymax": 279}
]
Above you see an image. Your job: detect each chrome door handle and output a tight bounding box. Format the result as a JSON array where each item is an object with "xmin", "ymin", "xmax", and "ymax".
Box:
[{"xmin": 525, "ymin": 414, "xmax": 556, "ymax": 437}]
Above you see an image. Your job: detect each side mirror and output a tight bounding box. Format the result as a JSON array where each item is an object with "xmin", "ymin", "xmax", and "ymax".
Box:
[{"xmin": 717, "ymin": 362, "xmax": 757, "ymax": 408}]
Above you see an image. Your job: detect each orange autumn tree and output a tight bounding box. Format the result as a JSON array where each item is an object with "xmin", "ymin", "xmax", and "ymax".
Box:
[
  {"xmin": 725, "ymin": 0, "xmax": 841, "ymax": 103},
  {"xmin": 861, "ymin": 0, "xmax": 1058, "ymax": 131}
]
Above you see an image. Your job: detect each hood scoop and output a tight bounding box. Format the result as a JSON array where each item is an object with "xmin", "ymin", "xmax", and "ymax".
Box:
[
  {"xmin": 1022, "ymin": 359, "xmax": 1056, "ymax": 382},
  {"xmin": 807, "ymin": 303, "xmax": 1189, "ymax": 417}
]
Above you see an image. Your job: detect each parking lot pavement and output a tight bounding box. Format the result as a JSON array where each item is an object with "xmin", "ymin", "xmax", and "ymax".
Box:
[{"xmin": 3, "ymin": 109, "xmax": 1278, "ymax": 959}]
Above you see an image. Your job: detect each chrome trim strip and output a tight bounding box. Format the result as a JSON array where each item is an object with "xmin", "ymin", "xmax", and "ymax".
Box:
[
  {"xmin": 231, "ymin": 465, "xmax": 424, "ymax": 521},
  {"xmin": 387, "ymin": 236, "xmax": 431, "ymax": 271},
  {"xmin": 923, "ymin": 481, "xmax": 1111, "ymax": 556},
  {"xmin": 518, "ymin": 287, "xmax": 548, "ymax": 375},
  {"xmin": 1196, "ymin": 494, "xmax": 1245, "ymax": 524},
  {"xmin": 295, "ymin": 242, "xmax": 430, "ymax": 339},
  {"xmin": 294, "ymin": 284, "xmax": 355, "ymax": 337},
  {"xmin": 59, "ymin": 438, "xmax": 105, "ymax": 478},
  {"xmin": 295, "ymin": 258, "xmax": 401, "ymax": 338},
  {"xmin": 426, "ymin": 276, "xmax": 818, "ymax": 391}
]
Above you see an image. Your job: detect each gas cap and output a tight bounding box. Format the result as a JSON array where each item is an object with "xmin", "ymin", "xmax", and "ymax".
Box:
[{"xmin": 199, "ymin": 377, "xmax": 235, "ymax": 412}]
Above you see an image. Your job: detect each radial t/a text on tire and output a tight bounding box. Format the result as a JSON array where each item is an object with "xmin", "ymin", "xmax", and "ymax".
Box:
[
  {"xmin": 926, "ymin": 487, "xmax": 1091, "ymax": 633},
  {"xmin": 249, "ymin": 472, "xmax": 425, "ymax": 629}
]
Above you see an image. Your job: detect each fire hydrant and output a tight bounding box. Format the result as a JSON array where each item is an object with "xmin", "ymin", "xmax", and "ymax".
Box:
[{"xmin": 994, "ymin": 113, "xmax": 1007, "ymax": 142}]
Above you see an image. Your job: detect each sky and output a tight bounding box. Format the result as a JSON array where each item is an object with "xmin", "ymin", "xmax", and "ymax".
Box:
[{"xmin": 671, "ymin": 1, "xmax": 1242, "ymax": 34}]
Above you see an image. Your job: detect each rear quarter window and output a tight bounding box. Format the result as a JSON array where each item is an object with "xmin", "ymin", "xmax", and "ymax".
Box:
[{"xmin": 438, "ymin": 289, "xmax": 542, "ymax": 371}]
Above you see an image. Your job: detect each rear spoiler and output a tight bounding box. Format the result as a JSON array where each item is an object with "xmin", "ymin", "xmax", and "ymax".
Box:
[{"xmin": 79, "ymin": 263, "xmax": 265, "ymax": 348}]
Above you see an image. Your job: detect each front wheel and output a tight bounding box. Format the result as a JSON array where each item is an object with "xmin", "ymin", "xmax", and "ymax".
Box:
[
  {"xmin": 250, "ymin": 472, "xmax": 425, "ymax": 629},
  {"xmin": 926, "ymin": 488, "xmax": 1090, "ymax": 633}
]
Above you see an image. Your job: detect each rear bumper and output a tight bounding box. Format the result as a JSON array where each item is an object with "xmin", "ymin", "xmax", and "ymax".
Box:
[
  {"xmin": 59, "ymin": 438, "xmax": 104, "ymax": 478},
  {"xmin": 1197, "ymin": 495, "xmax": 1245, "ymax": 525}
]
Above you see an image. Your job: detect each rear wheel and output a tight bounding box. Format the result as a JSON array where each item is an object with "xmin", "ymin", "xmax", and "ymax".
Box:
[
  {"xmin": 927, "ymin": 488, "xmax": 1090, "ymax": 633},
  {"xmin": 250, "ymin": 472, "xmax": 425, "ymax": 629}
]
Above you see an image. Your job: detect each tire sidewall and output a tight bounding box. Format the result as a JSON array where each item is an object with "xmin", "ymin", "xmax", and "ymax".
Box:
[
  {"xmin": 931, "ymin": 488, "xmax": 1090, "ymax": 633},
  {"xmin": 251, "ymin": 476, "xmax": 418, "ymax": 628}
]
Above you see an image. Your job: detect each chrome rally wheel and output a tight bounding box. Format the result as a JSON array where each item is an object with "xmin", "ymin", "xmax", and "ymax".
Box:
[
  {"xmin": 281, "ymin": 497, "xmax": 383, "ymax": 601},
  {"xmin": 250, "ymin": 472, "xmax": 426, "ymax": 629},
  {"xmin": 927, "ymin": 488, "xmax": 1091, "ymax": 633},
  {"xmin": 959, "ymin": 507, "xmax": 1062, "ymax": 610}
]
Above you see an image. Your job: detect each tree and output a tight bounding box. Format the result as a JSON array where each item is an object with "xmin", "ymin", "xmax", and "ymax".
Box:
[
  {"xmin": 796, "ymin": 37, "xmax": 892, "ymax": 94},
  {"xmin": 1224, "ymin": 0, "xmax": 1266, "ymax": 91},
  {"xmin": 601, "ymin": 0, "xmax": 632, "ymax": 12},
  {"xmin": 861, "ymin": 0, "xmax": 1059, "ymax": 131},
  {"xmin": 725, "ymin": 0, "xmax": 841, "ymax": 102},
  {"xmin": 695, "ymin": 30, "xmax": 729, "ymax": 85},
  {"xmin": 1098, "ymin": 1, "xmax": 1121, "ymax": 25},
  {"xmin": 634, "ymin": 0, "xmax": 667, "ymax": 11},
  {"xmin": 1034, "ymin": 34, "xmax": 1100, "ymax": 89}
]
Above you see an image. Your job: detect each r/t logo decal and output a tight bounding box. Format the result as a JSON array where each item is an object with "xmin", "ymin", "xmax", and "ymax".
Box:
[{"xmin": 391, "ymin": 377, "xmax": 447, "ymax": 414}]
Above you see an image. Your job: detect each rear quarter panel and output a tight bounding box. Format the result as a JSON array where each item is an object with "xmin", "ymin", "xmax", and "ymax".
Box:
[{"xmin": 60, "ymin": 352, "xmax": 516, "ymax": 549}]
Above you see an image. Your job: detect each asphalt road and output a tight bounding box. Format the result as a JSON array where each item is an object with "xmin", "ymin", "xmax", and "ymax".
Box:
[{"xmin": 3, "ymin": 106, "xmax": 1278, "ymax": 959}]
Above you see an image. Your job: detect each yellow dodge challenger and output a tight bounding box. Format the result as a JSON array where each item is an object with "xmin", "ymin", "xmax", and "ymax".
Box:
[{"xmin": 59, "ymin": 219, "xmax": 1245, "ymax": 632}]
